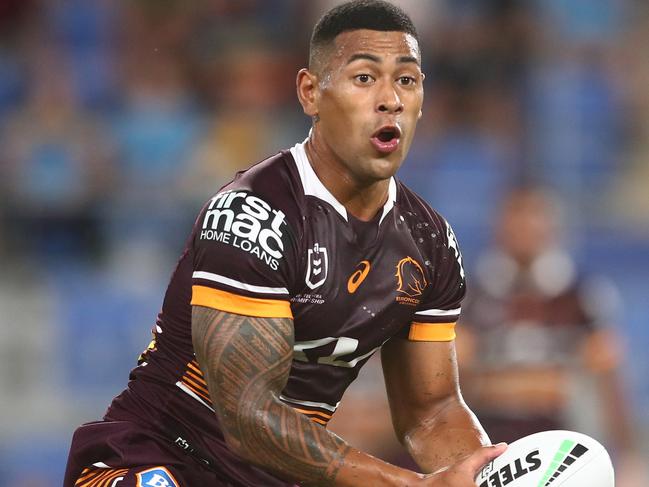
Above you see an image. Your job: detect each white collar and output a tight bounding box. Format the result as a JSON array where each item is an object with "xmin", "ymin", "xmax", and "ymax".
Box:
[{"xmin": 289, "ymin": 139, "xmax": 397, "ymax": 224}]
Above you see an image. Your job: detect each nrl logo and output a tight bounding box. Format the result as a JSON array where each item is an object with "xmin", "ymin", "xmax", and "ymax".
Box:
[{"xmin": 305, "ymin": 243, "xmax": 328, "ymax": 289}]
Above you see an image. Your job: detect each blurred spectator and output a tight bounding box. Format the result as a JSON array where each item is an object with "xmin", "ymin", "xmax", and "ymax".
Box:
[
  {"xmin": 1, "ymin": 44, "xmax": 114, "ymax": 263},
  {"xmin": 110, "ymin": 26, "xmax": 201, "ymax": 199},
  {"xmin": 400, "ymin": 0, "xmax": 534, "ymax": 255},
  {"xmin": 457, "ymin": 187, "xmax": 647, "ymax": 486},
  {"xmin": 524, "ymin": 0, "xmax": 628, "ymax": 216},
  {"xmin": 43, "ymin": 0, "xmax": 120, "ymax": 109},
  {"xmin": 100, "ymin": 6, "xmax": 204, "ymax": 261},
  {"xmin": 609, "ymin": 4, "xmax": 649, "ymax": 232},
  {"xmin": 180, "ymin": 46, "xmax": 306, "ymax": 202}
]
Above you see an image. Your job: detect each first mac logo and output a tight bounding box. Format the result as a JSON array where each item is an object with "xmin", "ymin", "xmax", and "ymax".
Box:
[{"xmin": 201, "ymin": 190, "xmax": 288, "ymax": 270}]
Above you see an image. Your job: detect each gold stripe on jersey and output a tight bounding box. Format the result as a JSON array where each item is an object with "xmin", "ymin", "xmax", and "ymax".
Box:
[
  {"xmin": 75, "ymin": 467, "xmax": 128, "ymax": 487},
  {"xmin": 191, "ymin": 285, "xmax": 293, "ymax": 318},
  {"xmin": 310, "ymin": 417, "xmax": 328, "ymax": 425},
  {"xmin": 76, "ymin": 468, "xmax": 96, "ymax": 484},
  {"xmin": 408, "ymin": 322, "xmax": 456, "ymax": 342},
  {"xmin": 98, "ymin": 469, "xmax": 128, "ymax": 487},
  {"xmin": 292, "ymin": 407, "xmax": 333, "ymax": 420},
  {"xmin": 179, "ymin": 359, "xmax": 213, "ymax": 405},
  {"xmin": 183, "ymin": 375, "xmax": 211, "ymax": 400},
  {"xmin": 292, "ymin": 409, "xmax": 328, "ymax": 425},
  {"xmin": 185, "ymin": 368, "xmax": 206, "ymax": 386},
  {"xmin": 187, "ymin": 360, "xmax": 204, "ymax": 377},
  {"xmin": 292, "ymin": 407, "xmax": 334, "ymax": 425},
  {"xmin": 76, "ymin": 468, "xmax": 107, "ymax": 486},
  {"xmin": 186, "ymin": 360, "xmax": 208, "ymax": 389}
]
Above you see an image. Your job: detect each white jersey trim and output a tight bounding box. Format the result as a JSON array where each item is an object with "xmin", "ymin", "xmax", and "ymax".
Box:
[
  {"xmin": 279, "ymin": 394, "xmax": 340, "ymax": 413},
  {"xmin": 193, "ymin": 271, "xmax": 289, "ymax": 295},
  {"xmin": 290, "ymin": 139, "xmax": 397, "ymax": 224},
  {"xmin": 415, "ymin": 307, "xmax": 462, "ymax": 317},
  {"xmin": 176, "ymin": 381, "xmax": 215, "ymax": 412},
  {"xmin": 379, "ymin": 177, "xmax": 398, "ymax": 224}
]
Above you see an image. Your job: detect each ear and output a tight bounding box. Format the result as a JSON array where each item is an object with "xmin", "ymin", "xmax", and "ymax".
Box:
[
  {"xmin": 418, "ymin": 72, "xmax": 425, "ymax": 119},
  {"xmin": 296, "ymin": 68, "xmax": 319, "ymax": 118}
]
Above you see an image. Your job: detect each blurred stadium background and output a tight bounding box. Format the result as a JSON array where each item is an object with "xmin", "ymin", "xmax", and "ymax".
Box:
[{"xmin": 0, "ymin": 1, "xmax": 648, "ymax": 485}]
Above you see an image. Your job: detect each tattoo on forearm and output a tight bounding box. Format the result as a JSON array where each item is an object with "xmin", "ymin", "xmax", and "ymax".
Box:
[{"xmin": 192, "ymin": 307, "xmax": 351, "ymax": 485}]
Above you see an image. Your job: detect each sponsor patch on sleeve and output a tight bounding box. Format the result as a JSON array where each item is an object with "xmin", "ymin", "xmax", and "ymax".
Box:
[
  {"xmin": 136, "ymin": 467, "xmax": 179, "ymax": 487},
  {"xmin": 199, "ymin": 190, "xmax": 290, "ymax": 270}
]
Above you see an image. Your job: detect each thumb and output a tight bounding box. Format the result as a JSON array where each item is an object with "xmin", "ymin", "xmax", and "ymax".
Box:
[{"xmin": 463, "ymin": 443, "xmax": 508, "ymax": 475}]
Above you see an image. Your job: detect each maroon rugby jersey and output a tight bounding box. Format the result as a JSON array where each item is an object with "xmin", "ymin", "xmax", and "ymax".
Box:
[{"xmin": 104, "ymin": 141, "xmax": 466, "ymax": 485}]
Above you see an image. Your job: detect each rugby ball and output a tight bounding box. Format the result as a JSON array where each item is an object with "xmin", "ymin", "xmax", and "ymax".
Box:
[{"xmin": 476, "ymin": 430, "xmax": 614, "ymax": 487}]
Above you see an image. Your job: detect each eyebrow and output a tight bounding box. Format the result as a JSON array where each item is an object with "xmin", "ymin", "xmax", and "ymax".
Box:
[{"xmin": 346, "ymin": 53, "xmax": 420, "ymax": 66}]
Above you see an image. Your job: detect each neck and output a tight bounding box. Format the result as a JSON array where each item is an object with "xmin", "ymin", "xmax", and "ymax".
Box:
[{"xmin": 304, "ymin": 133, "xmax": 391, "ymax": 222}]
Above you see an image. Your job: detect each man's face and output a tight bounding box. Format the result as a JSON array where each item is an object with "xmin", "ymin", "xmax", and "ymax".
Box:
[
  {"xmin": 499, "ymin": 193, "xmax": 556, "ymax": 264},
  {"xmin": 313, "ymin": 29, "xmax": 424, "ymax": 184}
]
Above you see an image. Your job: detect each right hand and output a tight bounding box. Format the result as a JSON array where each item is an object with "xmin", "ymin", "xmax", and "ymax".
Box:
[{"xmin": 419, "ymin": 443, "xmax": 507, "ymax": 486}]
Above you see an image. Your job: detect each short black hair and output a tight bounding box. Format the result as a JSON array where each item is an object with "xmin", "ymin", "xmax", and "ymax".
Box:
[{"xmin": 310, "ymin": 0, "xmax": 419, "ymax": 71}]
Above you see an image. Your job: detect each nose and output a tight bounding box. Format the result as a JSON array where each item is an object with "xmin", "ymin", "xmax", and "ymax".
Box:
[{"xmin": 376, "ymin": 82, "xmax": 403, "ymax": 115}]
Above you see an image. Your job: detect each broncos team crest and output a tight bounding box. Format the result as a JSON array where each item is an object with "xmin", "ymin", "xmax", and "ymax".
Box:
[
  {"xmin": 395, "ymin": 256, "xmax": 427, "ymax": 306},
  {"xmin": 305, "ymin": 243, "xmax": 328, "ymax": 289},
  {"xmin": 136, "ymin": 467, "xmax": 179, "ymax": 487}
]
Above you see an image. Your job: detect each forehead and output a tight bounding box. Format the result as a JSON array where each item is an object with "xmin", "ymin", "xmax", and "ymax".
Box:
[{"xmin": 330, "ymin": 29, "xmax": 421, "ymax": 65}]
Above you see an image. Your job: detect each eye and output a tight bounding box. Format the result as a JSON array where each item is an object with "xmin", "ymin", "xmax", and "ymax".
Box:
[
  {"xmin": 354, "ymin": 74, "xmax": 374, "ymax": 84},
  {"xmin": 398, "ymin": 76, "xmax": 417, "ymax": 86}
]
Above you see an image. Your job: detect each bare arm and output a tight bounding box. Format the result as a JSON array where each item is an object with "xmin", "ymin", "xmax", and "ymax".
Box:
[
  {"xmin": 381, "ymin": 338, "xmax": 491, "ymax": 474},
  {"xmin": 191, "ymin": 306, "xmax": 424, "ymax": 486}
]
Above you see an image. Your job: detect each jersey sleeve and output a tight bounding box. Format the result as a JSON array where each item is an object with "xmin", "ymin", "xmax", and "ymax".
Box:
[
  {"xmin": 190, "ymin": 189, "xmax": 299, "ymax": 319},
  {"xmin": 408, "ymin": 218, "xmax": 466, "ymax": 342}
]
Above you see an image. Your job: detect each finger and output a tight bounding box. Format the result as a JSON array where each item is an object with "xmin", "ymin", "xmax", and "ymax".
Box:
[{"xmin": 463, "ymin": 443, "xmax": 508, "ymax": 474}]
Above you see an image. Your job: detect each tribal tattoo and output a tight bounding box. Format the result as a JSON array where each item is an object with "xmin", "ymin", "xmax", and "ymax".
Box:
[{"xmin": 191, "ymin": 306, "xmax": 351, "ymax": 486}]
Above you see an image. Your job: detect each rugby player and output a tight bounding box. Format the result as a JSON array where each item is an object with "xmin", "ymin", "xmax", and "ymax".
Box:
[{"xmin": 65, "ymin": 1, "xmax": 506, "ymax": 485}]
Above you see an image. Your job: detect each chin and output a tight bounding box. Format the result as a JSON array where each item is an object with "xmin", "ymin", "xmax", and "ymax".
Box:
[
  {"xmin": 375, "ymin": 152, "xmax": 404, "ymax": 175},
  {"xmin": 364, "ymin": 158, "xmax": 401, "ymax": 182}
]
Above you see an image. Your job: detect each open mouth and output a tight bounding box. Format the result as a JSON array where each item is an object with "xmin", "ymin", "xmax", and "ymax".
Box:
[{"xmin": 370, "ymin": 125, "xmax": 401, "ymax": 153}]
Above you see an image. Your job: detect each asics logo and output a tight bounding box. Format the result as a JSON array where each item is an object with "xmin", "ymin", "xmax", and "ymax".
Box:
[{"xmin": 347, "ymin": 261, "xmax": 371, "ymax": 293}]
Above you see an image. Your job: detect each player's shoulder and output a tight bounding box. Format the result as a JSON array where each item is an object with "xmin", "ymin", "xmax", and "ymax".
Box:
[
  {"xmin": 192, "ymin": 148, "xmax": 306, "ymax": 275},
  {"xmin": 395, "ymin": 179, "xmax": 453, "ymax": 237},
  {"xmin": 229, "ymin": 149, "xmax": 298, "ymax": 190},
  {"xmin": 394, "ymin": 180, "xmax": 464, "ymax": 277},
  {"xmin": 221, "ymin": 149, "xmax": 304, "ymax": 215},
  {"xmin": 197, "ymin": 147, "xmax": 307, "ymax": 233}
]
